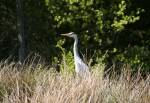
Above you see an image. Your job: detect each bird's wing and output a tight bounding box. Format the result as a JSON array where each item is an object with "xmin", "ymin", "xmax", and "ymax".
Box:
[{"xmin": 75, "ymin": 58, "xmax": 89, "ymax": 73}]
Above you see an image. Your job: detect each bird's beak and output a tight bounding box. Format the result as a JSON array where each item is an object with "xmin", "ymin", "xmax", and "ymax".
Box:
[{"xmin": 60, "ymin": 33, "xmax": 70, "ymax": 36}]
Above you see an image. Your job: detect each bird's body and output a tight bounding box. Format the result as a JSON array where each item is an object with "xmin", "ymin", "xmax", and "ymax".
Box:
[{"xmin": 61, "ymin": 32, "xmax": 89, "ymax": 76}]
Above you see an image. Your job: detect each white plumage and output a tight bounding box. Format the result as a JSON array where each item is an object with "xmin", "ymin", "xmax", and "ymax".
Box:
[{"xmin": 61, "ymin": 32, "xmax": 89, "ymax": 76}]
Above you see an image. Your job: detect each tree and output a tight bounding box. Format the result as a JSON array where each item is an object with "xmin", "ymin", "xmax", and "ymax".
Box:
[{"xmin": 16, "ymin": 0, "xmax": 28, "ymax": 63}]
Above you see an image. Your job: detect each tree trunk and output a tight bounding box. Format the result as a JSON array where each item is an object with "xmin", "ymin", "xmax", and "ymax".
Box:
[{"xmin": 16, "ymin": 0, "xmax": 28, "ymax": 64}]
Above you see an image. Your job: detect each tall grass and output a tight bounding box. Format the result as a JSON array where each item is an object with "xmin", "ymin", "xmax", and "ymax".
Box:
[{"xmin": 0, "ymin": 62, "xmax": 149, "ymax": 103}]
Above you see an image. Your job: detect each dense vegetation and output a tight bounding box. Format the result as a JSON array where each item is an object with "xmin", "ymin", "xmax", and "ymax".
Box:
[
  {"xmin": 0, "ymin": 62, "xmax": 149, "ymax": 103},
  {"xmin": 0, "ymin": 1, "xmax": 150, "ymax": 102},
  {"xmin": 0, "ymin": 0, "xmax": 150, "ymax": 75}
]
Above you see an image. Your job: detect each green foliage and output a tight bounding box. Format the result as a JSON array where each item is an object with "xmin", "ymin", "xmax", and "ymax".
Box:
[
  {"xmin": 115, "ymin": 46, "xmax": 150, "ymax": 73},
  {"xmin": 0, "ymin": 0, "xmax": 150, "ymax": 75},
  {"xmin": 56, "ymin": 39, "xmax": 75, "ymax": 74},
  {"xmin": 92, "ymin": 52, "xmax": 106, "ymax": 77},
  {"xmin": 111, "ymin": 0, "xmax": 143, "ymax": 31}
]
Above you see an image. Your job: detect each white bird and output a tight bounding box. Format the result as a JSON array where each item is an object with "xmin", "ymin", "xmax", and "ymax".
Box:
[{"xmin": 61, "ymin": 32, "xmax": 90, "ymax": 76}]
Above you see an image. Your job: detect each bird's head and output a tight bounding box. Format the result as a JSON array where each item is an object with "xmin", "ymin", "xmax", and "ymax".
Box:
[{"xmin": 60, "ymin": 32, "xmax": 77, "ymax": 38}]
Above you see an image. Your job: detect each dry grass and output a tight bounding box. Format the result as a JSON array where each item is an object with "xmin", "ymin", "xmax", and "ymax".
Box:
[{"xmin": 0, "ymin": 62, "xmax": 149, "ymax": 103}]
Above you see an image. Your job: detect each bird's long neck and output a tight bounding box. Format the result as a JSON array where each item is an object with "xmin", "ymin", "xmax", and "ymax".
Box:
[{"xmin": 73, "ymin": 36, "xmax": 80, "ymax": 58}]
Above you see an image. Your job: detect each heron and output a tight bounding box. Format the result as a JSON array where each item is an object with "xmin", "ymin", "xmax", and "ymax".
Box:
[{"xmin": 60, "ymin": 32, "xmax": 90, "ymax": 76}]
